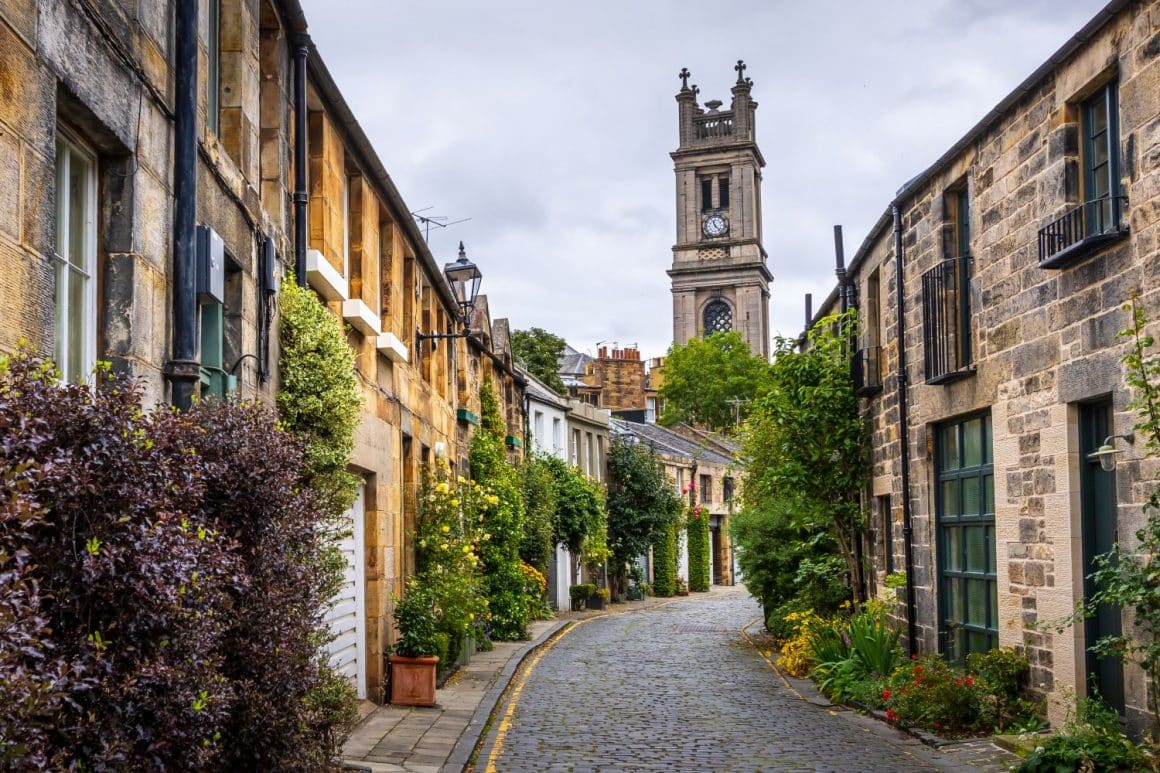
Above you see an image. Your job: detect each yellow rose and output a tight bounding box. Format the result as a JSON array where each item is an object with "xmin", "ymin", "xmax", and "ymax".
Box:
[
  {"xmin": 441, "ymin": 525, "xmax": 451, "ymax": 534},
  {"xmin": 435, "ymin": 482, "xmax": 449, "ymax": 494}
]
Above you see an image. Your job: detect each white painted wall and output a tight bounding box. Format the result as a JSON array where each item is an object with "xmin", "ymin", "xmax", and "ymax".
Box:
[{"xmin": 529, "ymin": 392, "xmax": 573, "ymax": 609}]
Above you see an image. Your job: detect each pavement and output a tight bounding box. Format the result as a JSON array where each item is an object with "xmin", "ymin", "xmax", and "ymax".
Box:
[
  {"xmin": 341, "ymin": 594, "xmax": 679, "ymax": 773},
  {"xmin": 345, "ymin": 587, "xmax": 1023, "ymax": 772}
]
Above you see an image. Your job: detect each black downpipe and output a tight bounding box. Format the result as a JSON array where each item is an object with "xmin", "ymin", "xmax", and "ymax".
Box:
[
  {"xmin": 293, "ymin": 37, "xmax": 309, "ymax": 287},
  {"xmin": 167, "ymin": 0, "xmax": 199, "ymax": 410},
  {"xmin": 834, "ymin": 225, "xmax": 866, "ymax": 604},
  {"xmin": 893, "ymin": 206, "xmax": 919, "ymax": 656}
]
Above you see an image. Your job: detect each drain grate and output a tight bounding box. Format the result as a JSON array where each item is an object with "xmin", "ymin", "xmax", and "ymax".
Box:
[{"xmin": 676, "ymin": 623, "xmax": 727, "ymax": 633}]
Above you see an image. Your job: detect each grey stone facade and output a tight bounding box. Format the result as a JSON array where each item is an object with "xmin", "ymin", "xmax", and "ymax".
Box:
[{"xmin": 812, "ymin": 0, "xmax": 1160, "ymax": 730}]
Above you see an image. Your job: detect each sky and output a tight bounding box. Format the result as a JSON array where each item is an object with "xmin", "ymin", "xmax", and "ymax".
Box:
[{"xmin": 299, "ymin": 0, "xmax": 1107, "ymax": 360}]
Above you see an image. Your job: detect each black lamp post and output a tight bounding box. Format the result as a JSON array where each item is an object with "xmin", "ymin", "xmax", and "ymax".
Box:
[{"xmin": 416, "ymin": 241, "xmax": 482, "ymax": 352}]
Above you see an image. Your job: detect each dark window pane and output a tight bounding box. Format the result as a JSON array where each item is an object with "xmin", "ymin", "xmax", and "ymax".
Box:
[
  {"xmin": 719, "ymin": 177, "xmax": 730, "ymax": 209},
  {"xmin": 963, "ymin": 418, "xmax": 982, "ymax": 467},
  {"xmin": 945, "ymin": 527, "xmax": 962, "ymax": 572},
  {"xmin": 942, "ymin": 427, "xmax": 960, "ymax": 471},
  {"xmin": 942, "ymin": 479, "xmax": 960, "ymax": 518},
  {"xmin": 701, "ymin": 178, "xmax": 712, "ymax": 212},
  {"xmin": 962, "ymin": 476, "xmax": 981, "ymax": 516},
  {"xmin": 967, "ymin": 578, "xmax": 988, "ymax": 626},
  {"xmin": 965, "ymin": 525, "xmax": 987, "ymax": 572},
  {"xmin": 984, "ymin": 474, "xmax": 995, "ymax": 513}
]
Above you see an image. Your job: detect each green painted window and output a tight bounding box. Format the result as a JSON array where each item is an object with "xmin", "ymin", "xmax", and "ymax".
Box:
[
  {"xmin": 937, "ymin": 413, "xmax": 997, "ymax": 664},
  {"xmin": 1082, "ymin": 82, "xmax": 1120, "ymax": 236},
  {"xmin": 200, "ymin": 303, "xmax": 234, "ymax": 398}
]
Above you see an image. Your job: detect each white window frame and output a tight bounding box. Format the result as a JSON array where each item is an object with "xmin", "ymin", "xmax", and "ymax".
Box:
[{"xmin": 54, "ymin": 130, "xmax": 98, "ymax": 384}]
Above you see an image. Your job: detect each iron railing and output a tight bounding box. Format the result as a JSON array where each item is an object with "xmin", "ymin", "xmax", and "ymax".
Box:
[
  {"xmin": 1038, "ymin": 195, "xmax": 1128, "ymax": 268},
  {"xmin": 852, "ymin": 345, "xmax": 883, "ymax": 397},
  {"xmin": 922, "ymin": 256, "xmax": 973, "ymax": 384}
]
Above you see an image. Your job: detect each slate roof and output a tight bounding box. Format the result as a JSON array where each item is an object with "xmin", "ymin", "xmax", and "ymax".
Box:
[
  {"xmin": 558, "ymin": 343, "xmax": 594, "ymax": 377},
  {"xmin": 609, "ymin": 419, "xmax": 734, "ymax": 466}
]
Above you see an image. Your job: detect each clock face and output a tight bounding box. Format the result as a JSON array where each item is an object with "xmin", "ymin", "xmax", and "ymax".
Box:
[{"xmin": 703, "ymin": 214, "xmax": 729, "ymax": 238}]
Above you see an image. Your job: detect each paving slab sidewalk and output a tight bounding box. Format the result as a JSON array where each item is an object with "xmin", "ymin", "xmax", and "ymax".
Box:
[{"xmin": 342, "ymin": 594, "xmax": 678, "ymax": 773}]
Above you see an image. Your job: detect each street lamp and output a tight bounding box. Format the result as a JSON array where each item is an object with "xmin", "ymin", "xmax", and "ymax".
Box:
[
  {"xmin": 416, "ymin": 241, "xmax": 483, "ymax": 352},
  {"xmin": 1088, "ymin": 432, "xmax": 1134, "ymax": 472}
]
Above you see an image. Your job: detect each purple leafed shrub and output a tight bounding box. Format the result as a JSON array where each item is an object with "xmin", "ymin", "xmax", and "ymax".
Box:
[{"xmin": 0, "ymin": 352, "xmax": 354, "ymax": 770}]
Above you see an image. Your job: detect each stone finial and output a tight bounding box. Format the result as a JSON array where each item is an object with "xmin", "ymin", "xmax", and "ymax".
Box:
[
  {"xmin": 734, "ymin": 59, "xmax": 747, "ymax": 84},
  {"xmin": 679, "ymin": 67, "xmax": 691, "ymax": 91}
]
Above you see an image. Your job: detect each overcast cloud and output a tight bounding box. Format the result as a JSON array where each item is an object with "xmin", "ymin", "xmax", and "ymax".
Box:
[{"xmin": 300, "ymin": 0, "xmax": 1106, "ymax": 359}]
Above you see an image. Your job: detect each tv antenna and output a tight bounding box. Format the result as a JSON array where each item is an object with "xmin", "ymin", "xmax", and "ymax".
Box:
[{"xmin": 411, "ymin": 207, "xmax": 471, "ymax": 243}]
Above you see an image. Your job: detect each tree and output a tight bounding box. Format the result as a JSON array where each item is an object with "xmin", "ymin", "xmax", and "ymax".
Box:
[
  {"xmin": 659, "ymin": 331, "xmax": 771, "ymax": 432},
  {"xmin": 741, "ymin": 310, "xmax": 869, "ymax": 605},
  {"xmin": 519, "ymin": 454, "xmax": 558, "ymax": 575},
  {"xmin": 605, "ymin": 438, "xmax": 683, "ymax": 599},
  {"xmin": 512, "ymin": 327, "xmax": 567, "ymax": 394},
  {"xmin": 544, "ymin": 456, "xmax": 604, "ymax": 583}
]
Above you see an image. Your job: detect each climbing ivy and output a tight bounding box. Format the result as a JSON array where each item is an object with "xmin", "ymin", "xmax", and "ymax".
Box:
[
  {"xmin": 686, "ymin": 503, "xmax": 711, "ymax": 592},
  {"xmin": 276, "ymin": 280, "xmax": 362, "ymax": 518},
  {"xmin": 652, "ymin": 521, "xmax": 677, "ymax": 598},
  {"xmin": 470, "ymin": 381, "xmax": 528, "ymax": 640}
]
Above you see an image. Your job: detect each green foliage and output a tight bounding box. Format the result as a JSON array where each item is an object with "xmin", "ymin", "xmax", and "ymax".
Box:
[
  {"xmin": 1017, "ymin": 694, "xmax": 1152, "ymax": 772},
  {"xmin": 1077, "ymin": 298, "xmax": 1160, "ymax": 725},
  {"xmin": 569, "ymin": 584, "xmax": 596, "ymax": 602},
  {"xmin": 0, "ymin": 351, "xmax": 353, "ymax": 769},
  {"xmin": 883, "ymin": 656, "xmax": 989, "ymax": 736},
  {"xmin": 686, "ymin": 503, "xmax": 711, "ymax": 592},
  {"xmin": 520, "ymin": 455, "xmax": 557, "ymax": 575},
  {"xmin": 277, "ymin": 280, "xmax": 362, "ymax": 518},
  {"xmin": 652, "ymin": 521, "xmax": 677, "ymax": 597},
  {"xmin": 659, "ymin": 330, "xmax": 771, "ymax": 431},
  {"xmin": 966, "ymin": 647, "xmax": 1034, "ymax": 731},
  {"xmin": 511, "ymin": 327, "xmax": 568, "ymax": 394},
  {"xmin": 845, "ymin": 603, "xmax": 904, "ymax": 678},
  {"xmin": 544, "ymin": 455, "xmax": 605, "ymax": 562},
  {"xmin": 606, "ymin": 438, "xmax": 683, "ymax": 594},
  {"xmin": 883, "ymin": 571, "xmax": 908, "ymax": 590},
  {"xmin": 414, "ymin": 464, "xmax": 487, "ymax": 662},
  {"xmin": 470, "ymin": 381, "xmax": 528, "ymax": 641},
  {"xmin": 730, "ymin": 497, "xmax": 849, "ymax": 636},
  {"xmin": 741, "ymin": 310, "xmax": 869, "ymax": 603},
  {"xmin": 393, "ymin": 579, "xmax": 439, "ymax": 658}
]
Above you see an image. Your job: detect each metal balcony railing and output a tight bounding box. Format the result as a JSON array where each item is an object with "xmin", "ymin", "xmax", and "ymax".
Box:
[
  {"xmin": 1038, "ymin": 195, "xmax": 1129, "ymax": 269},
  {"xmin": 852, "ymin": 345, "xmax": 883, "ymax": 397},
  {"xmin": 922, "ymin": 256, "xmax": 973, "ymax": 385}
]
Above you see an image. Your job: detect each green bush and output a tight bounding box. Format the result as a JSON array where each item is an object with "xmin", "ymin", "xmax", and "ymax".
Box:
[
  {"xmin": 1017, "ymin": 694, "xmax": 1151, "ymax": 772},
  {"xmin": 883, "ymin": 655, "xmax": 990, "ymax": 736},
  {"xmin": 520, "ymin": 455, "xmax": 557, "ymax": 576},
  {"xmin": 845, "ymin": 603, "xmax": 903, "ymax": 678},
  {"xmin": 652, "ymin": 522, "xmax": 677, "ymax": 597},
  {"xmin": 967, "ymin": 647, "xmax": 1038, "ymax": 732},
  {"xmin": 569, "ymin": 584, "xmax": 596, "ymax": 602},
  {"xmin": 686, "ymin": 504, "xmax": 711, "ymax": 592},
  {"xmin": 393, "ymin": 579, "xmax": 439, "ymax": 658}
]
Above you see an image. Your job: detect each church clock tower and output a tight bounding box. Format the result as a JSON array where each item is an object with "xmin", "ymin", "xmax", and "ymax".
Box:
[{"xmin": 668, "ymin": 61, "xmax": 772, "ymax": 359}]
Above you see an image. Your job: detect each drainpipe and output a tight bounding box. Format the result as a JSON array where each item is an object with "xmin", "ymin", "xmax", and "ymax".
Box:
[
  {"xmin": 292, "ymin": 36, "xmax": 309, "ymax": 287},
  {"xmin": 166, "ymin": 0, "xmax": 199, "ymax": 410},
  {"xmin": 894, "ymin": 205, "xmax": 919, "ymax": 657},
  {"xmin": 835, "ymin": 225, "xmax": 866, "ymax": 604}
]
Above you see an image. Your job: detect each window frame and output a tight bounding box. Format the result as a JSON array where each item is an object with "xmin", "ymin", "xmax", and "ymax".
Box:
[
  {"xmin": 1081, "ymin": 81, "xmax": 1121, "ymax": 237},
  {"xmin": 207, "ymin": 0, "xmax": 222, "ymax": 135},
  {"xmin": 53, "ymin": 130, "xmax": 99, "ymax": 384}
]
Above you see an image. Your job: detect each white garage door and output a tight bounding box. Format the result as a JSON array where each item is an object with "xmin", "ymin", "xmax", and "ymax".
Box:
[{"xmin": 326, "ymin": 484, "xmax": 366, "ymax": 699}]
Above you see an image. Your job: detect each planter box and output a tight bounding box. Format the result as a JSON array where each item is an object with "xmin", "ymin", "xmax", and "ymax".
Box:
[
  {"xmin": 389, "ymin": 654, "xmax": 439, "ymax": 707},
  {"xmin": 585, "ymin": 595, "xmax": 606, "ymax": 610}
]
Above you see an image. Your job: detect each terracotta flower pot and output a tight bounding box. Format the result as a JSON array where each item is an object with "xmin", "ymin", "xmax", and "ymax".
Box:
[{"xmin": 390, "ymin": 654, "xmax": 440, "ymax": 707}]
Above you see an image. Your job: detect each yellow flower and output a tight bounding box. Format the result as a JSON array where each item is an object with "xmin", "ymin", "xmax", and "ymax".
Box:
[
  {"xmin": 419, "ymin": 539, "xmax": 427, "ymax": 548},
  {"xmin": 457, "ymin": 476, "xmax": 467, "ymax": 484},
  {"xmin": 441, "ymin": 525, "xmax": 451, "ymax": 534},
  {"xmin": 487, "ymin": 495, "xmax": 499, "ymax": 506},
  {"xmin": 435, "ymin": 482, "xmax": 450, "ymax": 494},
  {"xmin": 450, "ymin": 498, "xmax": 459, "ymax": 507},
  {"xmin": 468, "ymin": 613, "xmax": 475, "ymax": 621},
  {"xmin": 462, "ymin": 545, "xmax": 471, "ymax": 554},
  {"xmin": 440, "ymin": 542, "xmax": 449, "ymax": 550}
]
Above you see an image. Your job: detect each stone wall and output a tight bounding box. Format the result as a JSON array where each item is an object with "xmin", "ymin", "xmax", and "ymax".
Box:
[{"xmin": 819, "ymin": 0, "xmax": 1160, "ymax": 729}]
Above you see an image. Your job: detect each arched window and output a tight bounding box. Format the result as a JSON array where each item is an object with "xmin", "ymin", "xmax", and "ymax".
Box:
[{"xmin": 703, "ymin": 300, "xmax": 733, "ymax": 334}]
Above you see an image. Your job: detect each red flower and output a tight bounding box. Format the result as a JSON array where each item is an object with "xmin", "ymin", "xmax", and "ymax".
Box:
[
  {"xmin": 955, "ymin": 677, "xmax": 963, "ymax": 687},
  {"xmin": 885, "ymin": 709, "xmax": 897, "ymax": 722},
  {"xmin": 933, "ymin": 722, "xmax": 941, "ymax": 730},
  {"xmin": 882, "ymin": 689, "xmax": 892, "ymax": 701},
  {"xmin": 914, "ymin": 665, "xmax": 923, "ymax": 674},
  {"xmin": 965, "ymin": 676, "xmax": 974, "ymax": 687}
]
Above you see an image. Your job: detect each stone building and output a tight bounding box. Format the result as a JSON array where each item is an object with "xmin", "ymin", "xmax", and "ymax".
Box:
[
  {"xmin": 669, "ymin": 62, "xmax": 772, "ymax": 359},
  {"xmin": 611, "ymin": 419, "xmax": 737, "ymax": 587},
  {"xmin": 810, "ymin": 0, "xmax": 1160, "ymax": 729},
  {"xmin": 0, "ymin": 0, "xmax": 523, "ymax": 706}
]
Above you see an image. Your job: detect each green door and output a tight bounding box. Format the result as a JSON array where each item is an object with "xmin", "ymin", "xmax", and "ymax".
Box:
[
  {"xmin": 1080, "ymin": 401, "xmax": 1125, "ymax": 714},
  {"xmin": 938, "ymin": 413, "xmax": 998, "ymax": 665}
]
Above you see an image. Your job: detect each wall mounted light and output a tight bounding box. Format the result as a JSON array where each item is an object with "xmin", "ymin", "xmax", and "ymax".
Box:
[
  {"xmin": 416, "ymin": 241, "xmax": 483, "ymax": 353},
  {"xmin": 1088, "ymin": 432, "xmax": 1135, "ymax": 472}
]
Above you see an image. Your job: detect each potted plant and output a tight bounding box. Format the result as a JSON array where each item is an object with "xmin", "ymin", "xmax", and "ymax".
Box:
[
  {"xmin": 569, "ymin": 583, "xmax": 594, "ymax": 612},
  {"xmin": 390, "ymin": 579, "xmax": 440, "ymax": 707},
  {"xmin": 586, "ymin": 587, "xmax": 610, "ymax": 610}
]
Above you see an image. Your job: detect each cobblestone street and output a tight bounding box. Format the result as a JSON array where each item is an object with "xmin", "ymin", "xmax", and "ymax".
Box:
[{"xmin": 476, "ymin": 587, "xmax": 1005, "ymax": 772}]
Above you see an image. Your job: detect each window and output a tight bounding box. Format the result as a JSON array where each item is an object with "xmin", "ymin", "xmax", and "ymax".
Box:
[
  {"xmin": 702, "ymin": 300, "xmax": 732, "ymax": 335},
  {"xmin": 718, "ymin": 177, "xmax": 729, "ymax": 209},
  {"xmin": 1038, "ymin": 81, "xmax": 1126, "ymax": 267},
  {"xmin": 53, "ymin": 133, "xmax": 97, "ymax": 384},
  {"xmin": 879, "ymin": 495, "xmax": 893, "ymax": 574},
  {"xmin": 854, "ymin": 268, "xmax": 883, "ymax": 397},
  {"xmin": 700, "ymin": 178, "xmax": 712, "ymax": 212},
  {"xmin": 922, "ymin": 256, "xmax": 972, "ymax": 384},
  {"xmin": 675, "ymin": 467, "xmax": 684, "ymax": 495},
  {"xmin": 945, "ymin": 186, "xmax": 970, "ymax": 259},
  {"xmin": 571, "ymin": 428, "xmax": 580, "ymax": 467},
  {"xmin": 646, "ymin": 396, "xmax": 657, "ymax": 424},
  {"xmin": 699, "ymin": 474, "xmax": 711, "ymax": 504},
  {"xmin": 207, "ymin": 0, "xmax": 222, "ymax": 135},
  {"xmin": 585, "ymin": 433, "xmax": 594, "ymax": 477},
  {"xmin": 552, "ymin": 417, "xmax": 562, "ymax": 454},
  {"xmin": 200, "ymin": 260, "xmax": 240, "ymax": 398},
  {"xmin": 533, "ymin": 411, "xmax": 544, "ymax": 449},
  {"xmin": 723, "ymin": 476, "xmax": 734, "ymax": 504},
  {"xmin": 937, "ymin": 414, "xmax": 997, "ymax": 664},
  {"xmin": 596, "ymin": 436, "xmax": 604, "ymax": 482}
]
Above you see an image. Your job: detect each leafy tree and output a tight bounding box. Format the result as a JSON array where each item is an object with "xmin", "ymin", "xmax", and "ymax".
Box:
[
  {"xmin": 741, "ymin": 310, "xmax": 869, "ymax": 603},
  {"xmin": 512, "ymin": 327, "xmax": 567, "ymax": 394},
  {"xmin": 544, "ymin": 455, "xmax": 604, "ymax": 583},
  {"xmin": 520, "ymin": 454, "xmax": 558, "ymax": 575},
  {"xmin": 659, "ymin": 331, "xmax": 771, "ymax": 432},
  {"xmin": 605, "ymin": 438, "xmax": 683, "ymax": 599},
  {"xmin": 470, "ymin": 381, "xmax": 528, "ymax": 640}
]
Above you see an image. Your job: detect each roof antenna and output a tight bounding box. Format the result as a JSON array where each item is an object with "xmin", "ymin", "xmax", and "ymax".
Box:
[{"xmin": 411, "ymin": 206, "xmax": 472, "ymax": 243}]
